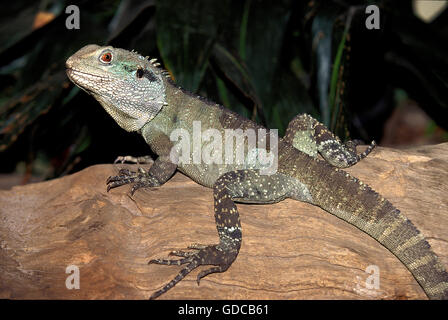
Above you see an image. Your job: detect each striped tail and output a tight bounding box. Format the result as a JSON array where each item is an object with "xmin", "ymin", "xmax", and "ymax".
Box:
[{"xmin": 311, "ymin": 167, "xmax": 448, "ymax": 299}]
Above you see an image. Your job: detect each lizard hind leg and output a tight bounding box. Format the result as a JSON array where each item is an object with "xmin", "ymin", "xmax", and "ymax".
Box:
[
  {"xmin": 148, "ymin": 171, "xmax": 243, "ymax": 299},
  {"xmin": 147, "ymin": 170, "xmax": 294, "ymax": 299},
  {"xmin": 284, "ymin": 113, "xmax": 376, "ymax": 168}
]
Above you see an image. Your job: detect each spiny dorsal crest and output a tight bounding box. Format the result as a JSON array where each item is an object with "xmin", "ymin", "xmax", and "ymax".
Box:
[{"xmin": 145, "ymin": 56, "xmax": 171, "ymax": 79}]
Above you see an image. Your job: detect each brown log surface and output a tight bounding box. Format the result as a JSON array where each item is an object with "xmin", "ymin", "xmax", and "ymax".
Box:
[{"xmin": 1, "ymin": 144, "xmax": 447, "ymax": 299}]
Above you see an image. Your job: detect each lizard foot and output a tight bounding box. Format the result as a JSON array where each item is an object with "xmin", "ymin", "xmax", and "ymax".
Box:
[
  {"xmin": 106, "ymin": 167, "xmax": 159, "ymax": 194},
  {"xmin": 168, "ymin": 243, "xmax": 212, "ymax": 258},
  {"xmin": 148, "ymin": 243, "xmax": 238, "ymax": 299},
  {"xmin": 113, "ymin": 155, "xmax": 154, "ymax": 164}
]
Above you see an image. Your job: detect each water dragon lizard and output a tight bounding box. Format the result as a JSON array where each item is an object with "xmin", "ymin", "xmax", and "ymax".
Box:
[{"xmin": 65, "ymin": 44, "xmax": 448, "ymax": 299}]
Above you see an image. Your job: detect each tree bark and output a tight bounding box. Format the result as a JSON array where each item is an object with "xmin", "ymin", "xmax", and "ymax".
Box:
[{"xmin": 1, "ymin": 144, "xmax": 447, "ymax": 299}]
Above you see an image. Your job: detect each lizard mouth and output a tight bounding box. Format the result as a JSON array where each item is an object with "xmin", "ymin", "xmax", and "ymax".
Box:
[
  {"xmin": 66, "ymin": 68, "xmax": 112, "ymax": 94},
  {"xmin": 66, "ymin": 68, "xmax": 110, "ymax": 80}
]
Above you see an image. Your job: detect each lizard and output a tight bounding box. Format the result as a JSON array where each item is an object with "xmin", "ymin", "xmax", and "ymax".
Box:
[{"xmin": 65, "ymin": 44, "xmax": 448, "ymax": 300}]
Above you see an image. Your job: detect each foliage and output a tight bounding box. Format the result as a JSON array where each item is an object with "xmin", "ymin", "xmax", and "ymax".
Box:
[{"xmin": 0, "ymin": 0, "xmax": 447, "ymax": 179}]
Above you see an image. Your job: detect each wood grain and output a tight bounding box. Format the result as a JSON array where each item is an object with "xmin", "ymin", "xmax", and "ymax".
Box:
[{"xmin": 1, "ymin": 143, "xmax": 447, "ymax": 299}]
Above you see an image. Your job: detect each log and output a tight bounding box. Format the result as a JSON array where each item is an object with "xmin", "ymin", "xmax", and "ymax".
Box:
[{"xmin": 1, "ymin": 143, "xmax": 447, "ymax": 299}]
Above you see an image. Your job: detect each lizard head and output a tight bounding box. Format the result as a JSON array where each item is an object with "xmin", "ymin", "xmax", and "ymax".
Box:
[{"xmin": 66, "ymin": 44, "xmax": 168, "ymax": 132}]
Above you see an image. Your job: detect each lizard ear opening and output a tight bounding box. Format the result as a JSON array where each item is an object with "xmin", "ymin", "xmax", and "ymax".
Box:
[{"xmin": 136, "ymin": 68, "xmax": 144, "ymax": 78}]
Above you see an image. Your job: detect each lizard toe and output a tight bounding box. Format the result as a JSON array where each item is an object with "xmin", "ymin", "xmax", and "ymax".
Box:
[
  {"xmin": 130, "ymin": 182, "xmax": 145, "ymax": 195},
  {"xmin": 118, "ymin": 168, "xmax": 135, "ymax": 176},
  {"xmin": 148, "ymin": 244, "xmax": 238, "ymax": 298},
  {"xmin": 106, "ymin": 177, "xmax": 137, "ymax": 191}
]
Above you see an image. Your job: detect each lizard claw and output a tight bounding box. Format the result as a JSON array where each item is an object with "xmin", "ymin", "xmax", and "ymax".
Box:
[
  {"xmin": 106, "ymin": 169, "xmax": 138, "ymax": 191},
  {"xmin": 107, "ymin": 177, "xmax": 136, "ymax": 192},
  {"xmin": 114, "ymin": 155, "xmax": 138, "ymax": 164},
  {"xmin": 148, "ymin": 243, "xmax": 238, "ymax": 299}
]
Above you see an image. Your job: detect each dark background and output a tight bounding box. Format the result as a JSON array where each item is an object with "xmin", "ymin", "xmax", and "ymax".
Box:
[{"xmin": 0, "ymin": 0, "xmax": 447, "ymax": 188}]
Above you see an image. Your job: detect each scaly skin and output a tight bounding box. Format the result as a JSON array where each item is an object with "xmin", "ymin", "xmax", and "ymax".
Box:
[{"xmin": 66, "ymin": 44, "xmax": 448, "ymax": 299}]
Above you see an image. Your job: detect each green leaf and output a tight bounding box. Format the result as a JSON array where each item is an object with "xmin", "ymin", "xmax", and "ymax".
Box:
[
  {"xmin": 211, "ymin": 43, "xmax": 262, "ymax": 120},
  {"xmin": 311, "ymin": 8, "xmax": 335, "ymax": 126},
  {"xmin": 155, "ymin": 0, "xmax": 228, "ymax": 91},
  {"xmin": 0, "ymin": 70, "xmax": 68, "ymax": 151}
]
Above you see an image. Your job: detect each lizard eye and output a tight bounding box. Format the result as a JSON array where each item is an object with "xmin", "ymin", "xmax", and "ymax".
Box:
[
  {"xmin": 136, "ymin": 68, "xmax": 144, "ymax": 78},
  {"xmin": 99, "ymin": 52, "xmax": 113, "ymax": 64}
]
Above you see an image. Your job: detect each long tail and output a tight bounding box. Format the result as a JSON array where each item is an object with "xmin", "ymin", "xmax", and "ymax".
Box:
[{"xmin": 309, "ymin": 164, "xmax": 448, "ymax": 299}]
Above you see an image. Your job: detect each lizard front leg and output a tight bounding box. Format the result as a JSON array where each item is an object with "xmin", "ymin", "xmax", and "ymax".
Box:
[
  {"xmin": 107, "ymin": 155, "xmax": 177, "ymax": 194},
  {"xmin": 148, "ymin": 170, "xmax": 296, "ymax": 299},
  {"xmin": 107, "ymin": 132, "xmax": 177, "ymax": 194}
]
